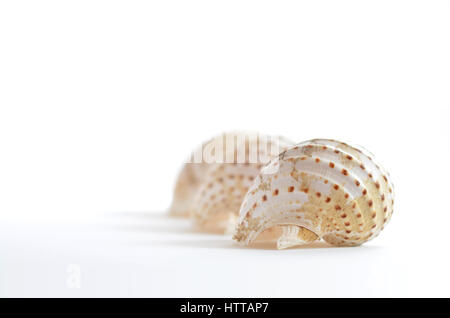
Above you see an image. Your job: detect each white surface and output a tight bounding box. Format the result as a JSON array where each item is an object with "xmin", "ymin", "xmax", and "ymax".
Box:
[
  {"xmin": 0, "ymin": 211, "xmax": 447, "ymax": 297},
  {"xmin": 1, "ymin": 1, "xmax": 450, "ymax": 297}
]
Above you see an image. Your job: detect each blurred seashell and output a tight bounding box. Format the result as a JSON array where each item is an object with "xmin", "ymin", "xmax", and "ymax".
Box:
[
  {"xmin": 169, "ymin": 162, "xmax": 209, "ymax": 217},
  {"xmin": 169, "ymin": 132, "xmax": 293, "ymax": 233},
  {"xmin": 233, "ymin": 139, "xmax": 394, "ymax": 248}
]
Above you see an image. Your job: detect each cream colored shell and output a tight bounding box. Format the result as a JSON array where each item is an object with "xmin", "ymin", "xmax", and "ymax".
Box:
[
  {"xmin": 233, "ymin": 139, "xmax": 395, "ymax": 248},
  {"xmin": 191, "ymin": 162, "xmax": 262, "ymax": 233},
  {"xmin": 169, "ymin": 132, "xmax": 294, "ymax": 233},
  {"xmin": 169, "ymin": 162, "xmax": 209, "ymax": 217}
]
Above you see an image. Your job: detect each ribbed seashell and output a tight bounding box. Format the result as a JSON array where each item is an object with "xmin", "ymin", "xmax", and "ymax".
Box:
[
  {"xmin": 169, "ymin": 132, "xmax": 294, "ymax": 233},
  {"xmin": 233, "ymin": 139, "xmax": 395, "ymax": 248}
]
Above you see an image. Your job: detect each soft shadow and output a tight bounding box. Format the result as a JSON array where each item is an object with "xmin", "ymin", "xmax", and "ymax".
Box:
[
  {"xmin": 133, "ymin": 238, "xmax": 234, "ymax": 249},
  {"xmin": 133, "ymin": 237, "xmax": 382, "ymax": 252},
  {"xmin": 97, "ymin": 210, "xmax": 190, "ymax": 234},
  {"xmin": 105, "ymin": 224, "xmax": 196, "ymax": 234},
  {"xmin": 242, "ymin": 241, "xmax": 383, "ymax": 251},
  {"xmin": 98, "ymin": 210, "xmax": 213, "ymax": 236},
  {"xmin": 102, "ymin": 210, "xmax": 168, "ymax": 220},
  {"xmin": 98, "ymin": 210, "xmax": 384, "ymax": 252}
]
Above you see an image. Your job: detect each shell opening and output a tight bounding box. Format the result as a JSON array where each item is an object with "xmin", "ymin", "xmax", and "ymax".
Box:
[
  {"xmin": 277, "ymin": 225, "xmax": 320, "ymax": 249},
  {"xmin": 244, "ymin": 224, "xmax": 320, "ymax": 249}
]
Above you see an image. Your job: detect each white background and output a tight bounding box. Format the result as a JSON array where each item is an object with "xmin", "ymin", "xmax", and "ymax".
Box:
[{"xmin": 0, "ymin": 1, "xmax": 449, "ymax": 297}]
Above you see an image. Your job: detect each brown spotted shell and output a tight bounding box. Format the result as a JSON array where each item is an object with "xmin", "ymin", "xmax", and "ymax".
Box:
[
  {"xmin": 169, "ymin": 132, "xmax": 293, "ymax": 233},
  {"xmin": 233, "ymin": 139, "xmax": 395, "ymax": 247}
]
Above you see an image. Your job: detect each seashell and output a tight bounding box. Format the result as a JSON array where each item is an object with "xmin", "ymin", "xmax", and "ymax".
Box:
[
  {"xmin": 233, "ymin": 139, "xmax": 395, "ymax": 248},
  {"xmin": 169, "ymin": 132, "xmax": 293, "ymax": 233},
  {"xmin": 169, "ymin": 162, "xmax": 209, "ymax": 217}
]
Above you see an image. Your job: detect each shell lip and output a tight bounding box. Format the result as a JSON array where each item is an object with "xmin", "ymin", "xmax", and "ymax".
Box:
[{"xmin": 233, "ymin": 219, "xmax": 320, "ymax": 247}]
